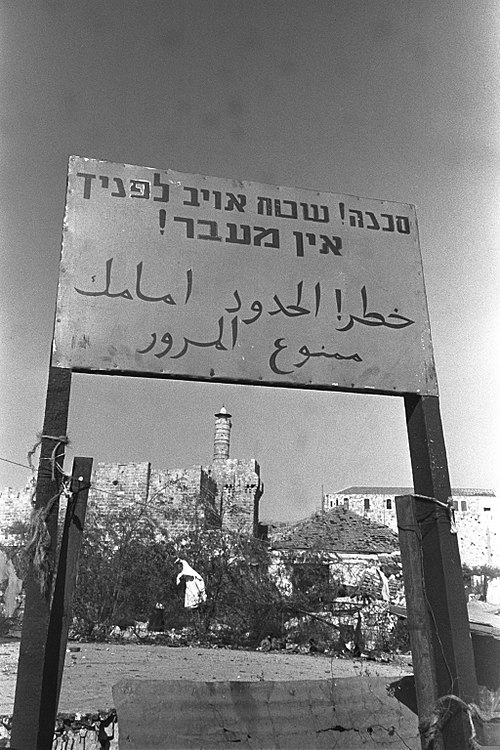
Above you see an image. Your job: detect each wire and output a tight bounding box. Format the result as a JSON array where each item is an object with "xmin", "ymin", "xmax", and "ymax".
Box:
[
  {"xmin": 0, "ymin": 457, "xmax": 165, "ymax": 504},
  {"xmin": 0, "ymin": 456, "xmax": 32, "ymax": 470}
]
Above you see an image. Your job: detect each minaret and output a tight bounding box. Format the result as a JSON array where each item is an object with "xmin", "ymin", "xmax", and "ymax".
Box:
[{"xmin": 213, "ymin": 407, "xmax": 232, "ymax": 461}]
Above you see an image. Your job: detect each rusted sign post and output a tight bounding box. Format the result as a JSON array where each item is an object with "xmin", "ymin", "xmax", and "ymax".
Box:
[{"xmin": 12, "ymin": 156, "xmax": 477, "ymax": 749}]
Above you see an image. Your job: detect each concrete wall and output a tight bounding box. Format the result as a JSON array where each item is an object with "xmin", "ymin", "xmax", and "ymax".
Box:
[{"xmin": 112, "ymin": 676, "xmax": 421, "ymax": 749}]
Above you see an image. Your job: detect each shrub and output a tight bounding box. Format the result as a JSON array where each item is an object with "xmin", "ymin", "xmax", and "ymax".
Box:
[{"xmin": 72, "ymin": 512, "xmax": 284, "ymax": 646}]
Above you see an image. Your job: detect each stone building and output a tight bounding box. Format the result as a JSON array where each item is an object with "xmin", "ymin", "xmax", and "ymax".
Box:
[
  {"xmin": 0, "ymin": 484, "xmax": 35, "ymax": 546},
  {"xmin": 322, "ymin": 486, "xmax": 499, "ymax": 568},
  {"xmin": 0, "ymin": 407, "xmax": 264, "ymax": 545},
  {"xmin": 268, "ymin": 507, "xmax": 405, "ymax": 651},
  {"xmin": 270, "ymin": 506, "xmax": 402, "ymax": 600}
]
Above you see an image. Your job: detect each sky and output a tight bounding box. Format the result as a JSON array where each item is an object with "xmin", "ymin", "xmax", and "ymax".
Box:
[{"xmin": 0, "ymin": 0, "xmax": 499, "ymax": 522}]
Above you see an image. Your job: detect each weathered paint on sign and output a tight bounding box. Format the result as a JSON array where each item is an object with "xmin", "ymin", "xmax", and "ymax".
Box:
[{"xmin": 53, "ymin": 156, "xmax": 437, "ymax": 395}]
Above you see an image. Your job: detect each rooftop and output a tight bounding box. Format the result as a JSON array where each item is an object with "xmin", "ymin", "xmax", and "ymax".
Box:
[
  {"xmin": 270, "ymin": 507, "xmax": 399, "ymax": 555},
  {"xmin": 329, "ymin": 487, "xmax": 496, "ymax": 497}
]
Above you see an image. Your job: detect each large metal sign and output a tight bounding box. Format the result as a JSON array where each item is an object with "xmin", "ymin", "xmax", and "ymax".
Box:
[{"xmin": 53, "ymin": 156, "xmax": 437, "ymax": 395}]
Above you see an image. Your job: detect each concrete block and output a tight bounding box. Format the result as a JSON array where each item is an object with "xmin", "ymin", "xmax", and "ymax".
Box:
[{"xmin": 113, "ymin": 676, "xmax": 420, "ymax": 749}]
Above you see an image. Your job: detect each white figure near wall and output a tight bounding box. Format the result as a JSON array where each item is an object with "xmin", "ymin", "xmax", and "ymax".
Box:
[{"xmin": 175, "ymin": 558, "xmax": 207, "ymax": 609}]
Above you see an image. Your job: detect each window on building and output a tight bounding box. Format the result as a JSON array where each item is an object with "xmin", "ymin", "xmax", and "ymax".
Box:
[
  {"xmin": 461, "ymin": 500, "xmax": 467, "ymax": 512},
  {"xmin": 343, "ymin": 497, "xmax": 349, "ymax": 508},
  {"xmin": 364, "ymin": 498, "xmax": 370, "ymax": 511},
  {"xmin": 386, "ymin": 498, "xmax": 392, "ymax": 510},
  {"xmin": 453, "ymin": 500, "xmax": 459, "ymax": 511},
  {"xmin": 484, "ymin": 507, "xmax": 491, "ymax": 512}
]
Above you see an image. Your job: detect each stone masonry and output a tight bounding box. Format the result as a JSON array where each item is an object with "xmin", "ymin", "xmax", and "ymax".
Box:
[
  {"xmin": 208, "ymin": 407, "xmax": 263, "ymax": 535},
  {"xmin": 0, "ymin": 408, "xmax": 263, "ymax": 545},
  {"xmin": 323, "ymin": 487, "xmax": 499, "ymax": 568},
  {"xmin": 0, "ymin": 483, "xmax": 35, "ymax": 546}
]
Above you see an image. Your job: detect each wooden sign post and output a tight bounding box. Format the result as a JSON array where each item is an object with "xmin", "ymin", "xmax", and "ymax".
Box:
[
  {"xmin": 10, "ymin": 367, "xmax": 72, "ymax": 750},
  {"xmin": 400, "ymin": 393, "xmax": 480, "ymax": 748},
  {"xmin": 39, "ymin": 456, "xmax": 93, "ymax": 749},
  {"xmin": 10, "ymin": 450, "xmax": 92, "ymax": 750},
  {"xmin": 10, "ymin": 158, "xmax": 480, "ymax": 749}
]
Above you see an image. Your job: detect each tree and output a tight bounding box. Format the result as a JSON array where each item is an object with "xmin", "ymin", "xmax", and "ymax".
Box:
[
  {"xmin": 71, "ymin": 504, "xmax": 285, "ymax": 645},
  {"xmin": 72, "ymin": 503, "xmax": 182, "ymax": 635},
  {"xmin": 171, "ymin": 529, "xmax": 283, "ymax": 644}
]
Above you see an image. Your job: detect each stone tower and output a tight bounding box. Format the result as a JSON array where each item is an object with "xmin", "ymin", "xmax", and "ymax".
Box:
[
  {"xmin": 213, "ymin": 407, "xmax": 232, "ymax": 461},
  {"xmin": 209, "ymin": 407, "xmax": 264, "ymax": 536}
]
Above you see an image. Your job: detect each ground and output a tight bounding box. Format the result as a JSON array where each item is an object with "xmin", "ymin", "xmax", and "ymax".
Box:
[{"xmin": 0, "ymin": 639, "xmax": 413, "ymax": 715}]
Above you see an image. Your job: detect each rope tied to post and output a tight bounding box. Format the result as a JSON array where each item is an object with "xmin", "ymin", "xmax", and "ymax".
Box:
[
  {"xmin": 27, "ymin": 433, "xmax": 70, "ymax": 479},
  {"xmin": 421, "ymin": 693, "xmax": 495, "ymax": 749},
  {"xmin": 23, "ymin": 433, "xmax": 71, "ymax": 595},
  {"xmin": 411, "ymin": 493, "xmax": 457, "ymax": 534},
  {"xmin": 22, "ymin": 488, "xmax": 68, "ymax": 596}
]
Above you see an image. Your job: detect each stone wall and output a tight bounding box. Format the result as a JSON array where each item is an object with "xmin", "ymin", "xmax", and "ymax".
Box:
[
  {"xmin": 148, "ymin": 466, "xmax": 220, "ymax": 537},
  {"xmin": 87, "ymin": 462, "xmax": 151, "ymax": 522},
  {"xmin": 200, "ymin": 469, "xmax": 220, "ymax": 530},
  {"xmin": 455, "ymin": 509, "xmax": 498, "ymax": 568},
  {"xmin": 86, "ymin": 462, "xmax": 221, "ymax": 537},
  {"xmin": 209, "ymin": 459, "xmax": 262, "ymax": 535},
  {"xmin": 0, "ymin": 482, "xmax": 34, "ymax": 545},
  {"xmin": 1, "ymin": 474, "xmax": 494, "ymax": 568},
  {"xmin": 0, "ymin": 408, "xmax": 264, "ymax": 543},
  {"xmin": 86, "ymin": 458, "xmax": 260, "ymax": 538},
  {"xmin": 0, "ymin": 463, "xmax": 223, "ymax": 545},
  {"xmin": 271, "ymin": 549, "xmax": 403, "ymax": 601}
]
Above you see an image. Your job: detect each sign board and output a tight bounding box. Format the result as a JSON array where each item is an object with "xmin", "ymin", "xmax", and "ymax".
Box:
[{"xmin": 53, "ymin": 156, "xmax": 437, "ymax": 395}]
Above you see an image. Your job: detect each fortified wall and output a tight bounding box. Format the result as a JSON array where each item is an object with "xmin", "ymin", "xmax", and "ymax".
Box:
[
  {"xmin": 0, "ymin": 408, "xmax": 263, "ymax": 546},
  {"xmin": 1, "ymin": 423, "xmax": 495, "ymax": 570},
  {"xmin": 88, "ymin": 462, "xmax": 219, "ymax": 537}
]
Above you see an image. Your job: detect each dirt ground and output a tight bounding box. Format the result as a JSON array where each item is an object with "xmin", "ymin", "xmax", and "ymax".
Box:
[{"xmin": 0, "ymin": 638, "xmax": 413, "ymax": 715}]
